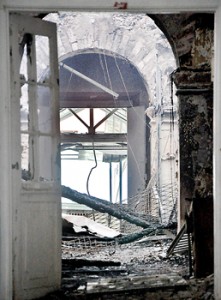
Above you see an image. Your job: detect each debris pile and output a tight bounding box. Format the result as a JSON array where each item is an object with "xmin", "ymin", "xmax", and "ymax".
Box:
[
  {"xmin": 38, "ymin": 236, "xmax": 214, "ymax": 299},
  {"xmin": 37, "ymin": 188, "xmax": 213, "ymax": 299}
]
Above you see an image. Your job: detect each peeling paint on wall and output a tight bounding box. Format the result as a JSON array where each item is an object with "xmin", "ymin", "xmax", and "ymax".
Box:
[{"xmin": 191, "ymin": 28, "xmax": 213, "ymax": 69}]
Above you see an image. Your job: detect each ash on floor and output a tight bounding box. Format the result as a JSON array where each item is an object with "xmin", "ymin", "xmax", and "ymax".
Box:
[{"xmin": 37, "ymin": 238, "xmax": 214, "ymax": 299}]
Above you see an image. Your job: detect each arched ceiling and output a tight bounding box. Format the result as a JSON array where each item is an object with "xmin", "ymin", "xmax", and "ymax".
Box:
[
  {"xmin": 43, "ymin": 12, "xmax": 176, "ymax": 107},
  {"xmin": 59, "ymin": 51, "xmax": 148, "ymax": 108}
]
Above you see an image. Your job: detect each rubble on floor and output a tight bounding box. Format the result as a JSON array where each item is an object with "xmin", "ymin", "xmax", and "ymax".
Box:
[
  {"xmin": 62, "ymin": 214, "xmax": 121, "ymax": 238},
  {"xmin": 37, "ymin": 232, "xmax": 214, "ymax": 299}
]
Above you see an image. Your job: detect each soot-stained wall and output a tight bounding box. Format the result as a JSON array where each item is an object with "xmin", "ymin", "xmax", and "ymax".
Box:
[{"xmin": 152, "ymin": 13, "xmax": 214, "ymax": 277}]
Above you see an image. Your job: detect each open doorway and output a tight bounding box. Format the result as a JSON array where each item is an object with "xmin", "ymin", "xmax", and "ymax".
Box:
[
  {"xmin": 60, "ymin": 107, "xmax": 128, "ymax": 204},
  {"xmin": 43, "ymin": 11, "xmax": 181, "ymax": 296},
  {"xmin": 3, "ymin": 4, "xmax": 216, "ymax": 300},
  {"xmin": 17, "ymin": 11, "xmax": 180, "ymax": 297}
]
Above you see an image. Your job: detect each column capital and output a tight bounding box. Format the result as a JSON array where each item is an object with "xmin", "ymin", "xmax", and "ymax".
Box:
[{"xmin": 172, "ymin": 69, "xmax": 212, "ymax": 91}]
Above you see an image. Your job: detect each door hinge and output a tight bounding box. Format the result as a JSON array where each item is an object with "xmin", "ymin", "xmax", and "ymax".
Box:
[{"xmin": 12, "ymin": 162, "xmax": 19, "ymax": 170}]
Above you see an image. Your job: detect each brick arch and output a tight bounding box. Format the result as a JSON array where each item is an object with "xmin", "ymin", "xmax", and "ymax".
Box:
[
  {"xmin": 45, "ymin": 12, "xmax": 176, "ymax": 105},
  {"xmin": 59, "ymin": 48, "xmax": 149, "ymax": 104}
]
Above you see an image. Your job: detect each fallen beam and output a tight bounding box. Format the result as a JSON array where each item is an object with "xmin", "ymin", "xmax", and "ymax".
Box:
[
  {"xmin": 61, "ymin": 185, "xmax": 160, "ymax": 230},
  {"xmin": 62, "ymin": 259, "xmax": 121, "ymax": 268},
  {"xmin": 116, "ymin": 228, "xmax": 161, "ymax": 245},
  {"xmin": 62, "ymin": 269, "xmax": 127, "ymax": 277}
]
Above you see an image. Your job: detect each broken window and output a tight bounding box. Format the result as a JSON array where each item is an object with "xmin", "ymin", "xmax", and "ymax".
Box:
[{"xmin": 20, "ymin": 35, "xmax": 57, "ymax": 182}]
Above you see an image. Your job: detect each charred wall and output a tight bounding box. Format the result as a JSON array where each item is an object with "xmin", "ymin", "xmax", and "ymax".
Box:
[
  {"xmin": 151, "ymin": 13, "xmax": 214, "ymax": 277},
  {"xmin": 174, "ymin": 74, "xmax": 213, "ymax": 220}
]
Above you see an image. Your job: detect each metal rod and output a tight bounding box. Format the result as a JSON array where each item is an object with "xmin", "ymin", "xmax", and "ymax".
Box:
[
  {"xmin": 60, "ymin": 62, "xmax": 119, "ymax": 98},
  {"xmin": 109, "ymin": 162, "xmax": 113, "ymax": 203},
  {"xmin": 119, "ymin": 158, "xmax": 123, "ymax": 205}
]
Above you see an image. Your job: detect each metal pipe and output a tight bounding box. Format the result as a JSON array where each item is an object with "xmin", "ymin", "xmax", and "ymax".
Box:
[
  {"xmin": 60, "ymin": 62, "xmax": 119, "ymax": 98},
  {"xmin": 109, "ymin": 162, "xmax": 112, "ymax": 203},
  {"xmin": 119, "ymin": 158, "xmax": 123, "ymax": 205}
]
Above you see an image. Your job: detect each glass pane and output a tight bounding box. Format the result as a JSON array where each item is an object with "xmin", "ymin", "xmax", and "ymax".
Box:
[
  {"xmin": 37, "ymin": 86, "xmax": 52, "ymax": 134},
  {"xmin": 20, "ymin": 83, "xmax": 29, "ymax": 131},
  {"xmin": 35, "ymin": 36, "xmax": 50, "ymax": 81},
  {"xmin": 93, "ymin": 109, "xmax": 106, "ymax": 132},
  {"xmin": 21, "ymin": 133, "xmax": 32, "ymax": 180},
  {"xmin": 20, "ymin": 44, "xmax": 28, "ymax": 81},
  {"xmin": 39, "ymin": 136, "xmax": 53, "ymax": 181},
  {"xmin": 104, "ymin": 109, "xmax": 127, "ymax": 133}
]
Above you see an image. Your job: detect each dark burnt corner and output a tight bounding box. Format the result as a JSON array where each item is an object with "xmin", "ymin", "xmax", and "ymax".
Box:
[{"xmin": 150, "ymin": 13, "xmax": 214, "ymax": 278}]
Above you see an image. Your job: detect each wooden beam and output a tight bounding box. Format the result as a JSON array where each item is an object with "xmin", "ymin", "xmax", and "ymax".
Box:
[
  {"xmin": 94, "ymin": 108, "xmax": 118, "ymax": 130},
  {"xmin": 60, "ymin": 133, "xmax": 127, "ymax": 143},
  {"xmin": 59, "ymin": 92, "xmax": 140, "ymax": 108},
  {"xmin": 69, "ymin": 109, "xmax": 89, "ymax": 130}
]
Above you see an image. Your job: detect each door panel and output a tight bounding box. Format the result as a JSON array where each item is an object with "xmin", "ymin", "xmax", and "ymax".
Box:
[
  {"xmin": 22, "ymin": 194, "xmax": 60, "ymax": 288},
  {"xmin": 10, "ymin": 14, "xmax": 61, "ymax": 299}
]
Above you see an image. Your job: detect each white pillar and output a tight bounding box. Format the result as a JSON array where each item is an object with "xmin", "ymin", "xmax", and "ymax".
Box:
[
  {"xmin": 214, "ymin": 5, "xmax": 221, "ymax": 300},
  {"xmin": 0, "ymin": 8, "xmax": 13, "ymax": 300},
  {"xmin": 127, "ymin": 106, "xmax": 147, "ymax": 198}
]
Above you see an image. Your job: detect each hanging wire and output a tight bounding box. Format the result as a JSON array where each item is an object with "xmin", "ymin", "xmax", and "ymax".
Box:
[
  {"xmin": 113, "ymin": 53, "xmax": 152, "ymax": 184},
  {"xmin": 86, "ymin": 141, "xmax": 98, "ymax": 196},
  {"xmin": 99, "ymin": 52, "xmax": 109, "ymax": 87},
  {"xmin": 170, "ymin": 70, "xmax": 176, "ymax": 129},
  {"xmin": 113, "ymin": 54, "xmax": 151, "ymax": 129},
  {"xmin": 113, "ymin": 54, "xmax": 153, "ymax": 184},
  {"xmin": 103, "ymin": 52, "xmax": 114, "ymax": 93}
]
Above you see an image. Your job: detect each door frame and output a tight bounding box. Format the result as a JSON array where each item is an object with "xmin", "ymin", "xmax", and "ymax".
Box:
[
  {"xmin": 9, "ymin": 13, "xmax": 61, "ymax": 299},
  {"xmin": 0, "ymin": 1, "xmax": 221, "ymax": 299}
]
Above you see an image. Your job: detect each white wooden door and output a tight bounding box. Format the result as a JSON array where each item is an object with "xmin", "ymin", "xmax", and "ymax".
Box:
[{"xmin": 10, "ymin": 14, "xmax": 61, "ymax": 300}]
